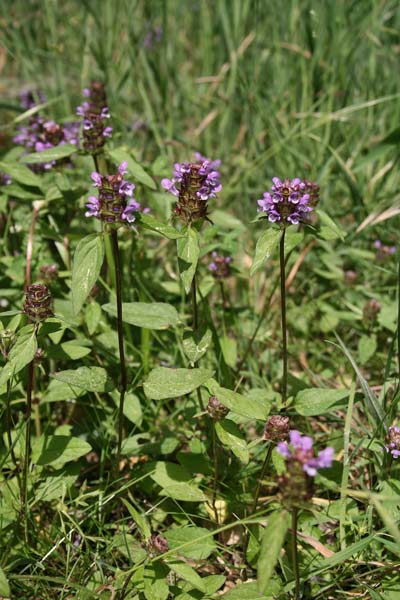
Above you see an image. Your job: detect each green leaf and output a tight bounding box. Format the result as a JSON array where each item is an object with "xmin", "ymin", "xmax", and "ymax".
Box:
[
  {"xmin": 165, "ymin": 526, "xmax": 216, "ymax": 559},
  {"xmin": 250, "ymin": 228, "xmax": 281, "ymax": 276},
  {"xmin": 335, "ymin": 333, "xmax": 385, "ymax": 426},
  {"xmin": 318, "ymin": 210, "xmax": 346, "ymax": 241},
  {"xmin": 206, "ymin": 379, "xmax": 270, "ymax": 421},
  {"xmin": 102, "ymin": 302, "xmax": 179, "ymax": 330},
  {"xmin": 257, "ymin": 511, "xmax": 290, "ymax": 593},
  {"xmin": 121, "ymin": 498, "xmax": 151, "ymax": 539},
  {"xmin": 358, "ymin": 334, "xmax": 377, "ymax": 364},
  {"xmin": 41, "ymin": 378, "xmax": 83, "ymax": 403},
  {"xmin": 21, "ymin": 143, "xmax": 77, "ymax": 163},
  {"xmin": 85, "ymin": 301, "xmax": 102, "ymax": 335},
  {"xmin": 222, "ymin": 581, "xmax": 271, "ymax": 599},
  {"xmin": 215, "ymin": 419, "xmax": 249, "ymax": 464},
  {"xmin": 53, "ymin": 366, "xmax": 114, "ymax": 392},
  {"xmin": 182, "ymin": 328, "xmax": 212, "ymax": 363},
  {"xmin": 0, "ymin": 328, "xmax": 37, "ymax": 387},
  {"xmin": 294, "ymin": 388, "xmax": 349, "ymax": 416},
  {"xmin": 71, "ymin": 233, "xmax": 104, "ymax": 315},
  {"xmin": 31, "ymin": 435, "xmax": 92, "ymax": 469},
  {"xmin": 116, "ymin": 391, "xmax": 142, "ymax": 426},
  {"xmin": 220, "ymin": 335, "xmax": 237, "ymax": 368},
  {"xmin": 168, "ymin": 560, "xmax": 206, "ymax": 593},
  {"xmin": 151, "ymin": 461, "xmax": 206, "ymax": 502},
  {"xmin": 143, "ymin": 367, "xmax": 213, "ymax": 400},
  {"xmin": 177, "ymin": 227, "xmax": 200, "ymax": 294},
  {"xmin": 138, "ymin": 212, "xmax": 184, "ymax": 239},
  {"xmin": 0, "ymin": 567, "xmax": 10, "ymax": 598},
  {"xmin": 143, "ymin": 563, "xmax": 170, "ymax": 600},
  {"xmin": 112, "ymin": 533, "xmax": 147, "ymax": 563},
  {"xmin": 108, "ymin": 147, "xmax": 156, "ymax": 189},
  {"xmin": 0, "ymin": 160, "xmax": 41, "ymax": 188},
  {"xmin": 46, "ymin": 340, "xmax": 91, "ymax": 360}
]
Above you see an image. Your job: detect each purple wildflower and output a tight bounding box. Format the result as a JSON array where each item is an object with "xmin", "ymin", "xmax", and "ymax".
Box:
[
  {"xmin": 162, "ymin": 153, "xmax": 222, "ymax": 223},
  {"xmin": 277, "ymin": 430, "xmax": 334, "ymax": 477},
  {"xmin": 385, "ymin": 427, "xmax": 400, "ymax": 458},
  {"xmin": 76, "ymin": 82, "xmax": 112, "ymax": 153},
  {"xmin": 374, "ymin": 240, "xmax": 396, "ymax": 261},
  {"xmin": 86, "ymin": 161, "xmax": 141, "ymax": 227},
  {"xmin": 0, "ymin": 172, "xmax": 11, "ymax": 186},
  {"xmin": 209, "ymin": 251, "xmax": 232, "ymax": 279},
  {"xmin": 144, "ymin": 25, "xmax": 163, "ymax": 50},
  {"xmin": 13, "ymin": 116, "xmax": 77, "ymax": 171},
  {"xmin": 20, "ymin": 89, "xmax": 46, "ymax": 110},
  {"xmin": 257, "ymin": 177, "xmax": 314, "ymax": 226}
]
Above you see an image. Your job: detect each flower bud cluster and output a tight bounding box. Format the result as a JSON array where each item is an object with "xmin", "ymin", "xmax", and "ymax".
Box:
[
  {"xmin": 23, "ymin": 284, "xmax": 53, "ymax": 322},
  {"xmin": 161, "ymin": 153, "xmax": 222, "ymax": 224},
  {"xmin": 76, "ymin": 81, "xmax": 112, "ymax": 153},
  {"xmin": 257, "ymin": 177, "xmax": 316, "ymax": 226},
  {"xmin": 86, "ymin": 161, "xmax": 141, "ymax": 227},
  {"xmin": 207, "ymin": 396, "xmax": 229, "ymax": 420},
  {"xmin": 209, "ymin": 252, "xmax": 232, "ymax": 279}
]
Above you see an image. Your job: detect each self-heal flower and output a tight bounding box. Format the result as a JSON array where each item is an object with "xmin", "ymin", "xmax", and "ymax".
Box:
[
  {"xmin": 86, "ymin": 162, "xmax": 141, "ymax": 227},
  {"xmin": 386, "ymin": 426, "xmax": 400, "ymax": 458},
  {"xmin": 257, "ymin": 177, "xmax": 314, "ymax": 226},
  {"xmin": 0, "ymin": 172, "xmax": 11, "ymax": 186},
  {"xmin": 77, "ymin": 82, "xmax": 112, "ymax": 154},
  {"xmin": 161, "ymin": 153, "xmax": 222, "ymax": 223},
  {"xmin": 209, "ymin": 252, "xmax": 232, "ymax": 279},
  {"xmin": 277, "ymin": 430, "xmax": 334, "ymax": 477}
]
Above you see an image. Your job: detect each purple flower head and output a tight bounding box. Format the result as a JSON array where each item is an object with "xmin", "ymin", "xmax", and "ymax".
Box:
[
  {"xmin": 257, "ymin": 177, "xmax": 314, "ymax": 227},
  {"xmin": 386, "ymin": 426, "xmax": 400, "ymax": 458},
  {"xmin": 162, "ymin": 153, "xmax": 222, "ymax": 223},
  {"xmin": 20, "ymin": 89, "xmax": 46, "ymax": 110},
  {"xmin": 277, "ymin": 430, "xmax": 334, "ymax": 477},
  {"xmin": 76, "ymin": 82, "xmax": 111, "ymax": 153},
  {"xmin": 13, "ymin": 115, "xmax": 78, "ymax": 172},
  {"xmin": 375, "ymin": 239, "xmax": 396, "ymax": 261},
  {"xmin": 0, "ymin": 172, "xmax": 11, "ymax": 186},
  {"xmin": 144, "ymin": 25, "xmax": 163, "ymax": 50},
  {"xmin": 208, "ymin": 251, "xmax": 232, "ymax": 279},
  {"xmin": 86, "ymin": 163, "xmax": 141, "ymax": 228}
]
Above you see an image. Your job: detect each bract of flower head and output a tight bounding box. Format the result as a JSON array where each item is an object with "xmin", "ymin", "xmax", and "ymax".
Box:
[
  {"xmin": 209, "ymin": 251, "xmax": 232, "ymax": 279},
  {"xmin": 86, "ymin": 162, "xmax": 142, "ymax": 227},
  {"xmin": 257, "ymin": 177, "xmax": 314, "ymax": 227},
  {"xmin": 386, "ymin": 426, "xmax": 400, "ymax": 458},
  {"xmin": 277, "ymin": 430, "xmax": 334, "ymax": 477},
  {"xmin": 161, "ymin": 153, "xmax": 222, "ymax": 223}
]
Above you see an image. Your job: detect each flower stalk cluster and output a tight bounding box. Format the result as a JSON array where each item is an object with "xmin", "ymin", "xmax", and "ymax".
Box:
[
  {"xmin": 277, "ymin": 430, "xmax": 334, "ymax": 506},
  {"xmin": 257, "ymin": 177, "xmax": 317, "ymax": 226},
  {"xmin": 86, "ymin": 161, "xmax": 141, "ymax": 227},
  {"xmin": 386, "ymin": 426, "xmax": 400, "ymax": 458},
  {"xmin": 23, "ymin": 284, "xmax": 53, "ymax": 322},
  {"xmin": 77, "ymin": 81, "xmax": 112, "ymax": 153},
  {"xmin": 209, "ymin": 252, "xmax": 232, "ymax": 279},
  {"xmin": 162, "ymin": 154, "xmax": 222, "ymax": 224}
]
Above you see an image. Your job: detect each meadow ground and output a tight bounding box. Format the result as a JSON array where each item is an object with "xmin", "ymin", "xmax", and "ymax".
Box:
[{"xmin": 0, "ymin": 1, "xmax": 400, "ymax": 598}]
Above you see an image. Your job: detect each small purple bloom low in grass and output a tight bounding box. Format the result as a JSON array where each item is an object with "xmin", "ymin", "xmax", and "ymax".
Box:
[
  {"xmin": 257, "ymin": 177, "xmax": 318, "ymax": 226},
  {"xmin": 86, "ymin": 161, "xmax": 142, "ymax": 226},
  {"xmin": 386, "ymin": 426, "xmax": 400, "ymax": 458},
  {"xmin": 209, "ymin": 252, "xmax": 232, "ymax": 279},
  {"xmin": 277, "ymin": 430, "xmax": 334, "ymax": 477}
]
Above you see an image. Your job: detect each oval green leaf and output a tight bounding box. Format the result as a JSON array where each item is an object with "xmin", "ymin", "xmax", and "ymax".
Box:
[
  {"xmin": 143, "ymin": 367, "xmax": 213, "ymax": 400},
  {"xmin": 102, "ymin": 302, "xmax": 179, "ymax": 330}
]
